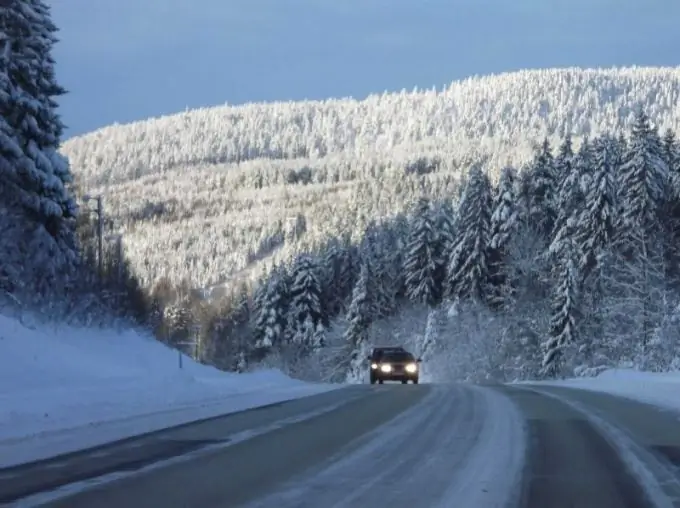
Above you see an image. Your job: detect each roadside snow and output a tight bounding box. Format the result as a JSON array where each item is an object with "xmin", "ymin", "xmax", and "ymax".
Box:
[
  {"xmin": 528, "ymin": 368, "xmax": 680, "ymax": 415},
  {"xmin": 0, "ymin": 313, "xmax": 338, "ymax": 467}
]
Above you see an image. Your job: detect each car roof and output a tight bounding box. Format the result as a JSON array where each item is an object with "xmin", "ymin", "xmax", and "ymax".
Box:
[{"xmin": 372, "ymin": 346, "xmax": 405, "ymax": 351}]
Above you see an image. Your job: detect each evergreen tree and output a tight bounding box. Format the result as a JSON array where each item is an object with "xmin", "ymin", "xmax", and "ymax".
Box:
[
  {"xmin": 553, "ymin": 133, "xmax": 574, "ymax": 188},
  {"xmin": 662, "ymin": 128, "xmax": 679, "ymax": 172},
  {"xmin": 403, "ymin": 198, "xmax": 440, "ymax": 306},
  {"xmin": 0, "ymin": 50, "xmax": 25, "ymax": 291},
  {"xmin": 287, "ymin": 254, "xmax": 324, "ymax": 335},
  {"xmin": 525, "ymin": 138, "xmax": 557, "ymax": 238},
  {"xmin": 446, "ymin": 166, "xmax": 493, "ymax": 303},
  {"xmin": 1, "ymin": 0, "xmax": 74, "ymax": 227},
  {"xmin": 576, "ymin": 136, "xmax": 617, "ymax": 277},
  {"xmin": 551, "ymin": 139, "xmax": 590, "ymax": 245},
  {"xmin": 0, "ymin": 0, "xmax": 77, "ymax": 293},
  {"xmin": 617, "ymin": 110, "xmax": 669, "ymax": 255},
  {"xmin": 488, "ymin": 166, "xmax": 519, "ymax": 305},
  {"xmin": 345, "ymin": 262, "xmax": 373, "ymax": 379},
  {"xmin": 542, "ymin": 236, "xmax": 581, "ymax": 377},
  {"xmin": 432, "ymin": 200, "xmax": 456, "ymax": 299},
  {"xmin": 253, "ymin": 266, "xmax": 289, "ymax": 349}
]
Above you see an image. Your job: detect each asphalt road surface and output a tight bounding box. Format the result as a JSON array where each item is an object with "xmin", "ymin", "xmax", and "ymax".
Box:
[{"xmin": 4, "ymin": 382, "xmax": 680, "ymax": 507}]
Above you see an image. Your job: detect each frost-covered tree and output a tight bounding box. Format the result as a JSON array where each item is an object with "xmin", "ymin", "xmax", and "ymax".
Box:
[
  {"xmin": 617, "ymin": 110, "xmax": 669, "ymax": 254},
  {"xmin": 0, "ymin": 50, "xmax": 25, "ymax": 291},
  {"xmin": 433, "ymin": 200, "xmax": 456, "ymax": 279},
  {"xmin": 253, "ymin": 266, "xmax": 289, "ymax": 349},
  {"xmin": 542, "ymin": 236, "xmax": 581, "ymax": 377},
  {"xmin": 403, "ymin": 198, "xmax": 440, "ymax": 306},
  {"xmin": 525, "ymin": 139, "xmax": 557, "ymax": 239},
  {"xmin": 488, "ymin": 166, "xmax": 519, "ymax": 306},
  {"xmin": 1, "ymin": 0, "xmax": 74, "ymax": 227},
  {"xmin": 287, "ymin": 254, "xmax": 324, "ymax": 340},
  {"xmin": 553, "ymin": 134, "xmax": 574, "ymax": 187},
  {"xmin": 576, "ymin": 136, "xmax": 617, "ymax": 277},
  {"xmin": 446, "ymin": 166, "xmax": 493, "ymax": 303},
  {"xmin": 551, "ymin": 139, "xmax": 592, "ymax": 253},
  {"xmin": 345, "ymin": 262, "xmax": 373, "ymax": 379}
]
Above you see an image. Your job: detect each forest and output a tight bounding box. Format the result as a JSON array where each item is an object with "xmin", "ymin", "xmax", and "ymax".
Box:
[{"xmin": 146, "ymin": 112, "xmax": 680, "ymax": 383}]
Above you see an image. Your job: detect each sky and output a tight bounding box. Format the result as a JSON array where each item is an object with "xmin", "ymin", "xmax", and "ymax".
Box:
[{"xmin": 51, "ymin": 0, "xmax": 680, "ymax": 139}]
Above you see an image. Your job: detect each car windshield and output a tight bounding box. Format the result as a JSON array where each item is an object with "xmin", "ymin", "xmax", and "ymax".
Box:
[{"xmin": 382, "ymin": 353, "xmax": 414, "ymax": 362}]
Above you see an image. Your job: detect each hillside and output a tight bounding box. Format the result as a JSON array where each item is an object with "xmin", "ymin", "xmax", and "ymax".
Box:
[{"xmin": 62, "ymin": 66, "xmax": 680, "ymax": 290}]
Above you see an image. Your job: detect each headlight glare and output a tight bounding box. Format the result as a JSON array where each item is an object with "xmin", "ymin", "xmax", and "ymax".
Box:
[
  {"xmin": 380, "ymin": 364, "xmax": 392, "ymax": 373},
  {"xmin": 405, "ymin": 363, "xmax": 418, "ymax": 373},
  {"xmin": 371, "ymin": 363, "xmax": 378, "ymax": 369}
]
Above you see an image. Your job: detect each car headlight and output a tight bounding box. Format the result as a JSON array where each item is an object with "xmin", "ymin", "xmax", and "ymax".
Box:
[
  {"xmin": 371, "ymin": 363, "xmax": 378, "ymax": 369},
  {"xmin": 405, "ymin": 363, "xmax": 418, "ymax": 373},
  {"xmin": 380, "ymin": 364, "xmax": 392, "ymax": 373}
]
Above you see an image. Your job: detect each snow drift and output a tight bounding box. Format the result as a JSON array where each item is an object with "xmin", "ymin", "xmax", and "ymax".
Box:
[{"xmin": 0, "ymin": 313, "xmax": 337, "ymax": 467}]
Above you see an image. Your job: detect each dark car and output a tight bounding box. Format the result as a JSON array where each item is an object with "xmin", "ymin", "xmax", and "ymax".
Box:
[{"xmin": 368, "ymin": 347, "xmax": 421, "ymax": 384}]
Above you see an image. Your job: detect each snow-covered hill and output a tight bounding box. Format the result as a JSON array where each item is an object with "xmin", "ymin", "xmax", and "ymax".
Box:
[
  {"xmin": 0, "ymin": 313, "xmax": 336, "ymax": 467},
  {"xmin": 63, "ymin": 67, "xmax": 680, "ymax": 289}
]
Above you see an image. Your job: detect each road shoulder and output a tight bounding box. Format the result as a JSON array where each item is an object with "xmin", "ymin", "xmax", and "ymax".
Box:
[{"xmin": 494, "ymin": 385, "xmax": 656, "ymax": 508}]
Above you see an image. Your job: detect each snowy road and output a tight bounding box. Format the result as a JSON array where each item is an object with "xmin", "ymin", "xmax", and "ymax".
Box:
[{"xmin": 5, "ymin": 383, "xmax": 680, "ymax": 507}]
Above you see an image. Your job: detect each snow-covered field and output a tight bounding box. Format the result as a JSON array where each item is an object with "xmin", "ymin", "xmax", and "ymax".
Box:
[{"xmin": 0, "ymin": 313, "xmax": 339, "ymax": 468}]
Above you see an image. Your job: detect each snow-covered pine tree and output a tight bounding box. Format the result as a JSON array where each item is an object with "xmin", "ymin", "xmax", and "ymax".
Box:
[
  {"xmin": 0, "ymin": 46, "xmax": 26, "ymax": 292},
  {"xmin": 0, "ymin": 0, "xmax": 77, "ymax": 292},
  {"xmin": 575, "ymin": 136, "xmax": 617, "ymax": 278},
  {"xmin": 551, "ymin": 138, "xmax": 590, "ymax": 247},
  {"xmin": 616, "ymin": 110, "xmax": 669, "ymax": 258},
  {"xmin": 542, "ymin": 235, "xmax": 581, "ymax": 378},
  {"xmin": 3, "ymin": 0, "xmax": 74, "ymax": 223},
  {"xmin": 313, "ymin": 322, "xmax": 326, "ymax": 349},
  {"xmin": 662, "ymin": 128, "xmax": 679, "ymax": 173},
  {"xmin": 553, "ymin": 133, "xmax": 574, "ymax": 189},
  {"xmin": 378, "ymin": 222, "xmax": 405, "ymax": 313},
  {"xmin": 526, "ymin": 138, "xmax": 558, "ymax": 239},
  {"xmin": 369, "ymin": 225, "xmax": 399, "ymax": 317},
  {"xmin": 321, "ymin": 238, "xmax": 344, "ymax": 316},
  {"xmin": 432, "ymin": 199, "xmax": 456, "ymax": 299},
  {"xmin": 488, "ymin": 166, "xmax": 519, "ymax": 306},
  {"xmin": 403, "ymin": 197, "xmax": 440, "ymax": 306},
  {"xmin": 660, "ymin": 129, "xmax": 680, "ymax": 281},
  {"xmin": 419, "ymin": 307, "xmax": 442, "ymax": 362},
  {"xmin": 446, "ymin": 165, "xmax": 493, "ymax": 303},
  {"xmin": 344, "ymin": 262, "xmax": 373, "ymax": 380},
  {"xmin": 287, "ymin": 254, "xmax": 324, "ymax": 344},
  {"xmin": 292, "ymin": 314, "xmax": 317, "ymax": 351},
  {"xmin": 253, "ymin": 266, "xmax": 290, "ymax": 349}
]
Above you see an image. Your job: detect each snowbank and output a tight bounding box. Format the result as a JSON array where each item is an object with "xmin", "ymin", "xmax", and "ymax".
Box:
[
  {"xmin": 530, "ymin": 368, "xmax": 680, "ymax": 414},
  {"xmin": 0, "ymin": 313, "xmax": 338, "ymax": 467}
]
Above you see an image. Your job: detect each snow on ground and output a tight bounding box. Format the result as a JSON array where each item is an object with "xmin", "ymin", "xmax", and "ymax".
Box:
[
  {"xmin": 529, "ymin": 368, "xmax": 680, "ymax": 415},
  {"xmin": 0, "ymin": 313, "xmax": 339, "ymax": 468}
]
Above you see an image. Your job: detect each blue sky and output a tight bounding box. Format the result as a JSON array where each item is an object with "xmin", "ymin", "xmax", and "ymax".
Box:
[{"xmin": 52, "ymin": 0, "xmax": 680, "ymax": 139}]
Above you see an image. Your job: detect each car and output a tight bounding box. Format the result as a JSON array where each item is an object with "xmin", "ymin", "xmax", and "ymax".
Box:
[{"xmin": 367, "ymin": 347, "xmax": 421, "ymax": 384}]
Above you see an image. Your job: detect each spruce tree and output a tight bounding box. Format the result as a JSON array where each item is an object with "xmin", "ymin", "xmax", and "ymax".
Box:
[
  {"xmin": 488, "ymin": 166, "xmax": 519, "ymax": 306},
  {"xmin": 403, "ymin": 198, "xmax": 440, "ymax": 306},
  {"xmin": 345, "ymin": 262, "xmax": 373, "ymax": 379},
  {"xmin": 617, "ymin": 110, "xmax": 668, "ymax": 255},
  {"xmin": 526, "ymin": 138, "xmax": 557, "ymax": 239},
  {"xmin": 0, "ymin": 0, "xmax": 77, "ymax": 293},
  {"xmin": 576, "ymin": 136, "xmax": 617, "ymax": 277},
  {"xmin": 542, "ymin": 236, "xmax": 580, "ymax": 377},
  {"xmin": 446, "ymin": 166, "xmax": 493, "ymax": 303}
]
